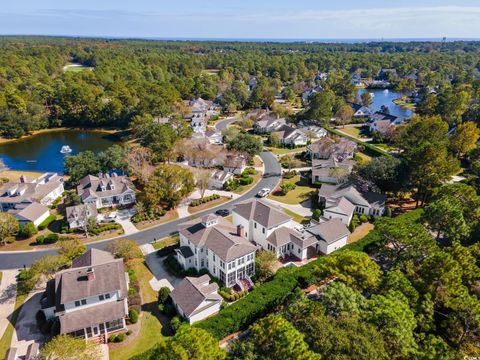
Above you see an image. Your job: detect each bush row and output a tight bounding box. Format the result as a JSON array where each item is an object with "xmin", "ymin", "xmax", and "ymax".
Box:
[
  {"xmin": 36, "ymin": 233, "xmax": 59, "ymax": 245},
  {"xmin": 218, "ymin": 289, "xmax": 249, "ymax": 302},
  {"xmin": 89, "ymin": 223, "xmax": 122, "ymax": 236},
  {"xmin": 38, "ymin": 215, "xmax": 56, "ymax": 230},
  {"xmin": 190, "ymin": 194, "xmax": 221, "ymax": 207},
  {"xmin": 196, "ymin": 210, "xmax": 423, "ymax": 339},
  {"xmin": 132, "ymin": 208, "xmax": 167, "ymax": 224},
  {"xmin": 108, "ymin": 330, "xmax": 132, "ymax": 343}
]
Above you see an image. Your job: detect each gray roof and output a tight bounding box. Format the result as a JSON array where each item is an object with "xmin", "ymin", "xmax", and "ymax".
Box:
[
  {"xmin": 59, "ymin": 299, "xmax": 127, "ymax": 334},
  {"xmin": 312, "ymin": 158, "xmax": 355, "ymax": 180},
  {"xmin": 77, "ymin": 173, "xmax": 134, "ymax": 201},
  {"xmin": 324, "ymin": 197, "xmax": 355, "ymax": 217},
  {"xmin": 306, "ymin": 218, "xmax": 350, "ymax": 244},
  {"xmin": 273, "ymin": 125, "xmax": 307, "ymax": 142},
  {"xmin": 308, "ymin": 137, "xmax": 357, "ymax": 159},
  {"xmin": 233, "ymin": 199, "xmax": 291, "ymax": 229},
  {"xmin": 170, "ymin": 275, "xmax": 222, "ymax": 318},
  {"xmin": 13, "ymin": 202, "xmax": 49, "ymax": 222},
  {"xmin": 267, "ymin": 227, "xmax": 317, "ymax": 249},
  {"xmin": 319, "ymin": 183, "xmax": 386, "ymax": 209},
  {"xmin": 0, "ymin": 173, "xmax": 63, "ymax": 205},
  {"xmin": 72, "ymin": 249, "xmax": 115, "ymax": 268},
  {"xmin": 66, "ymin": 203, "xmax": 98, "ymax": 223},
  {"xmin": 179, "ymin": 216, "xmax": 256, "ymax": 262},
  {"xmin": 177, "ymin": 246, "xmax": 194, "ymax": 259}
]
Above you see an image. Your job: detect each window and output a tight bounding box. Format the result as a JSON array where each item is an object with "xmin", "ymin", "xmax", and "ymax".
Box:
[
  {"xmin": 238, "ymin": 257, "xmax": 245, "ymax": 265},
  {"xmin": 74, "ymin": 300, "xmax": 81, "ymax": 307},
  {"xmin": 298, "ymin": 249, "xmax": 301, "ymax": 254},
  {"xmin": 105, "ymin": 293, "xmax": 111, "ymax": 299},
  {"xmin": 99, "ymin": 295, "xmax": 105, "ymax": 301},
  {"xmin": 219, "ymin": 270, "xmax": 226, "ymax": 284},
  {"xmin": 213, "ymin": 254, "xmax": 216, "ymax": 261},
  {"xmin": 201, "ymin": 259, "xmax": 204, "ymax": 267},
  {"xmin": 262, "ymin": 227, "xmax": 265, "ymax": 234},
  {"xmin": 228, "ymin": 272, "xmax": 236, "ymax": 286},
  {"xmin": 220, "ymin": 260, "xmax": 225, "ymax": 269},
  {"xmin": 81, "ymin": 299, "xmax": 87, "ymax": 305},
  {"xmin": 254, "ymin": 222, "xmax": 257, "ymax": 229},
  {"xmin": 246, "ymin": 263, "xmax": 254, "ymax": 276}
]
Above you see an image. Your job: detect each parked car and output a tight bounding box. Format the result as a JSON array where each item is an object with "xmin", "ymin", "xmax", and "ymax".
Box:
[
  {"xmin": 257, "ymin": 188, "xmax": 271, "ymax": 197},
  {"xmin": 215, "ymin": 209, "xmax": 230, "ymax": 217}
]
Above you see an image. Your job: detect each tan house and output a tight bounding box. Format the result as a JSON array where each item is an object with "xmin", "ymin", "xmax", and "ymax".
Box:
[{"xmin": 77, "ymin": 173, "xmax": 135, "ymax": 209}]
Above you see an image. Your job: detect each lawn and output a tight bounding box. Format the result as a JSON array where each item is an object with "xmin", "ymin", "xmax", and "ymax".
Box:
[
  {"xmin": 152, "ymin": 235, "xmax": 179, "ymax": 250},
  {"xmin": 283, "ymin": 208, "xmax": 310, "ymax": 224},
  {"xmin": 348, "ymin": 223, "xmax": 375, "ymax": 243},
  {"xmin": 265, "ymin": 146, "xmax": 306, "ymax": 156},
  {"xmin": 109, "ymin": 260, "xmax": 166, "ymax": 360},
  {"xmin": 63, "ymin": 64, "xmax": 94, "ymax": 72},
  {"xmin": 268, "ymin": 176, "xmax": 315, "ymax": 205},
  {"xmin": 355, "ymin": 152, "xmax": 373, "ymax": 164},
  {"xmin": 232, "ymin": 172, "xmax": 262, "ymax": 195},
  {"xmin": 188, "ymin": 196, "xmax": 230, "ymax": 214}
]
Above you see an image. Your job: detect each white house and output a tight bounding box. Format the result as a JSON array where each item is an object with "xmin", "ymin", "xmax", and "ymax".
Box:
[
  {"xmin": 223, "ymin": 154, "xmax": 247, "ymax": 175},
  {"xmin": 65, "ymin": 204, "xmax": 98, "ymax": 229},
  {"xmin": 0, "ymin": 173, "xmax": 64, "ymax": 211},
  {"xmin": 176, "ymin": 215, "xmax": 256, "ymax": 288},
  {"xmin": 41, "ymin": 249, "xmax": 129, "ymax": 341},
  {"xmin": 210, "ymin": 170, "xmax": 234, "ymax": 189},
  {"xmin": 273, "ymin": 125, "xmax": 308, "ymax": 147},
  {"xmin": 367, "ymin": 112, "xmax": 404, "ymax": 136},
  {"xmin": 253, "ymin": 116, "xmax": 287, "ymax": 134},
  {"xmin": 77, "ymin": 173, "xmax": 136, "ymax": 209},
  {"xmin": 307, "ymin": 137, "xmax": 357, "ymax": 160},
  {"xmin": 305, "ymin": 218, "xmax": 350, "ymax": 254},
  {"xmin": 312, "ymin": 158, "xmax": 355, "ymax": 185},
  {"xmin": 11, "ymin": 202, "xmax": 50, "ymax": 227},
  {"xmin": 205, "ymin": 130, "xmax": 223, "ymax": 144},
  {"xmin": 349, "ymin": 102, "xmax": 373, "ymax": 118},
  {"xmin": 170, "ymin": 275, "xmax": 222, "ymax": 324}
]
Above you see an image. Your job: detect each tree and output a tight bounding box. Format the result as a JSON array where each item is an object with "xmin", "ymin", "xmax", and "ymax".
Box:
[
  {"xmin": 58, "ymin": 239, "xmax": 86, "ymax": 261},
  {"xmin": 280, "ymin": 181, "xmax": 296, "ymax": 195},
  {"xmin": 97, "ymin": 144, "xmax": 127, "ymax": 172},
  {"xmin": 361, "ymin": 91, "xmax": 372, "ymax": 107},
  {"xmin": 126, "ymin": 145, "xmax": 155, "ymax": 184},
  {"xmin": 450, "ymin": 121, "xmax": 480, "ymax": 158},
  {"xmin": 40, "ymin": 335, "xmax": 101, "ymax": 360},
  {"xmin": 247, "ymin": 314, "xmax": 320, "ymax": 360},
  {"xmin": 255, "ymin": 250, "xmax": 277, "ymax": 282},
  {"xmin": 194, "ymin": 169, "xmax": 212, "ymax": 199},
  {"xmin": 106, "ymin": 239, "xmax": 142, "ymax": 261},
  {"xmin": 321, "ymin": 281, "xmax": 365, "ymax": 317},
  {"xmin": 335, "ymin": 104, "xmax": 354, "ymax": 128},
  {"xmin": 304, "ymin": 90, "xmax": 336, "ymax": 123},
  {"xmin": 158, "ymin": 287, "xmax": 171, "ymax": 304},
  {"xmin": 0, "ymin": 212, "xmax": 19, "ymax": 245},
  {"xmin": 64, "ymin": 151, "xmax": 100, "ymax": 184},
  {"xmin": 226, "ymin": 133, "xmax": 263, "ymax": 158},
  {"xmin": 423, "ymin": 196, "xmax": 470, "ymax": 242},
  {"xmin": 395, "ymin": 78, "xmax": 416, "ymax": 96},
  {"xmin": 145, "ymin": 164, "xmax": 194, "ymax": 208},
  {"xmin": 357, "ymin": 156, "xmax": 407, "ymax": 193}
]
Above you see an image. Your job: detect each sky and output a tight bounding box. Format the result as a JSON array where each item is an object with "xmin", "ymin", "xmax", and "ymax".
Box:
[{"xmin": 1, "ymin": 0, "xmax": 480, "ymax": 40}]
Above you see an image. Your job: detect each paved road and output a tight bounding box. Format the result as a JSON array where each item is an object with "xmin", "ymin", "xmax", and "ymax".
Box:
[
  {"xmin": 0, "ymin": 151, "xmax": 282, "ymax": 269},
  {"xmin": 215, "ymin": 117, "xmax": 239, "ymax": 131}
]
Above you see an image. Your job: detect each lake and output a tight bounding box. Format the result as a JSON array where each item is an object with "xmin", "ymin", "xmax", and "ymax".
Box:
[
  {"xmin": 357, "ymin": 88, "xmax": 414, "ymax": 119},
  {"xmin": 0, "ymin": 130, "xmax": 119, "ymax": 173}
]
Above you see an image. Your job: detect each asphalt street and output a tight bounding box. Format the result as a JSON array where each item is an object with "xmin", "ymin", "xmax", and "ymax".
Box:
[{"xmin": 0, "ymin": 151, "xmax": 282, "ymax": 269}]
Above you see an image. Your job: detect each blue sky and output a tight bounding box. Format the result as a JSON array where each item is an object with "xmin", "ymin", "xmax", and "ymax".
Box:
[{"xmin": 1, "ymin": 0, "xmax": 480, "ymax": 39}]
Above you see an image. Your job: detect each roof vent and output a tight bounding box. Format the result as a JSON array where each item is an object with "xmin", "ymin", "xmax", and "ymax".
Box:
[{"xmin": 86, "ymin": 267, "xmax": 95, "ymax": 281}]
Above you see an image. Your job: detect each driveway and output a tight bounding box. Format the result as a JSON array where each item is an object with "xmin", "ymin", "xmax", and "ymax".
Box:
[
  {"xmin": 0, "ymin": 270, "xmax": 18, "ymax": 340},
  {"xmin": 144, "ymin": 253, "xmax": 182, "ymax": 291},
  {"xmin": 11, "ymin": 290, "xmax": 45, "ymax": 357},
  {"xmin": 215, "ymin": 117, "xmax": 239, "ymax": 131},
  {"xmin": 108, "ymin": 209, "xmax": 138, "ymax": 236}
]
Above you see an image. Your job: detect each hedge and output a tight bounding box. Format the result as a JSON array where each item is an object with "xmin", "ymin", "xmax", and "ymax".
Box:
[
  {"xmin": 190, "ymin": 194, "xmax": 221, "ymax": 207},
  {"xmin": 132, "ymin": 207, "xmax": 167, "ymax": 223},
  {"xmin": 239, "ymin": 176, "xmax": 253, "ymax": 185},
  {"xmin": 38, "ymin": 215, "xmax": 56, "ymax": 230},
  {"xmin": 36, "ymin": 233, "xmax": 59, "ymax": 245},
  {"xmin": 196, "ymin": 209, "xmax": 423, "ymax": 339},
  {"xmin": 89, "ymin": 223, "xmax": 122, "ymax": 236}
]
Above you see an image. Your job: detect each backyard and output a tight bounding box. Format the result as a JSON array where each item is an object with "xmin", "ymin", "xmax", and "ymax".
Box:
[{"xmin": 269, "ymin": 175, "xmax": 315, "ymax": 205}]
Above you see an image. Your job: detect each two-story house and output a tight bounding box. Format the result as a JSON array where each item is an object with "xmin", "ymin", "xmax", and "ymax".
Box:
[
  {"xmin": 253, "ymin": 116, "xmax": 287, "ymax": 134},
  {"xmin": 272, "ymin": 125, "xmax": 308, "ymax": 147},
  {"xmin": 307, "ymin": 137, "xmax": 357, "ymax": 160},
  {"xmin": 77, "ymin": 173, "xmax": 136, "ymax": 209},
  {"xmin": 367, "ymin": 112, "xmax": 403, "ymax": 136},
  {"xmin": 348, "ymin": 102, "xmax": 373, "ymax": 118},
  {"xmin": 65, "ymin": 203, "xmax": 98, "ymax": 229},
  {"xmin": 41, "ymin": 249, "xmax": 129, "ymax": 342},
  {"xmin": 176, "ymin": 215, "xmax": 257, "ymax": 288}
]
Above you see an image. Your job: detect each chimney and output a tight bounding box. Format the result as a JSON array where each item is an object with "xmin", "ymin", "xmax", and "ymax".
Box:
[
  {"xmin": 237, "ymin": 224, "xmax": 245, "ymax": 238},
  {"xmin": 86, "ymin": 268, "xmax": 95, "ymax": 281},
  {"xmin": 20, "ymin": 175, "xmax": 26, "ymax": 183}
]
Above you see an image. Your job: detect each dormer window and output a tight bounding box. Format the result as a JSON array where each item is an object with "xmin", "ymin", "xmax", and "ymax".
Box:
[{"xmin": 101, "ymin": 186, "xmax": 106, "ymax": 191}]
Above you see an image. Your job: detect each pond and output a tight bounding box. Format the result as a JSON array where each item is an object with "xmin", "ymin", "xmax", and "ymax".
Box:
[
  {"xmin": 357, "ymin": 88, "xmax": 414, "ymax": 119},
  {"xmin": 0, "ymin": 130, "xmax": 119, "ymax": 173}
]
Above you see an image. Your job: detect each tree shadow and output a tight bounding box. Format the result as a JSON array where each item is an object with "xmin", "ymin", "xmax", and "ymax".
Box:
[{"xmin": 141, "ymin": 301, "xmax": 174, "ymax": 337}]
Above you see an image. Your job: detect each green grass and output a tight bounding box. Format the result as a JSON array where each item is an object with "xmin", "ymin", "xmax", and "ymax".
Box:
[
  {"xmin": 63, "ymin": 65, "xmax": 93, "ymax": 72},
  {"xmin": 265, "ymin": 146, "xmax": 306, "ymax": 156},
  {"xmin": 109, "ymin": 261, "xmax": 165, "ymax": 360},
  {"xmin": 283, "ymin": 208, "xmax": 310, "ymax": 224},
  {"xmin": 268, "ymin": 176, "xmax": 315, "ymax": 205},
  {"xmin": 0, "ymin": 272, "xmax": 2, "ymax": 284},
  {"xmin": 152, "ymin": 235, "xmax": 179, "ymax": 250}
]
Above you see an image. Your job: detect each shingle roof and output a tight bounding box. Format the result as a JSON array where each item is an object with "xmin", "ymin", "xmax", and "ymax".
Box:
[
  {"xmin": 233, "ymin": 199, "xmax": 291, "ymax": 229},
  {"xmin": 71, "ymin": 249, "xmax": 115, "ymax": 268},
  {"xmin": 0, "ymin": 173, "xmax": 63, "ymax": 205},
  {"xmin": 58, "ymin": 300, "xmax": 127, "ymax": 334},
  {"xmin": 312, "ymin": 158, "xmax": 355, "ymax": 180},
  {"xmin": 77, "ymin": 173, "xmax": 134, "ymax": 201},
  {"xmin": 306, "ymin": 218, "xmax": 350, "ymax": 244},
  {"xmin": 267, "ymin": 227, "xmax": 317, "ymax": 249},
  {"xmin": 325, "ymin": 197, "xmax": 355, "ymax": 217},
  {"xmin": 319, "ymin": 183, "xmax": 386, "ymax": 209},
  {"xmin": 179, "ymin": 216, "xmax": 256, "ymax": 262},
  {"xmin": 170, "ymin": 275, "xmax": 222, "ymax": 318},
  {"xmin": 14, "ymin": 202, "xmax": 49, "ymax": 222},
  {"xmin": 65, "ymin": 204, "xmax": 98, "ymax": 224}
]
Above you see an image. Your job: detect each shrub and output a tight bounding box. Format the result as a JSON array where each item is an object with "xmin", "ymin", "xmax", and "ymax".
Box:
[
  {"xmin": 38, "ymin": 215, "xmax": 56, "ymax": 230},
  {"xmin": 190, "ymin": 194, "xmax": 221, "ymax": 207},
  {"xmin": 283, "ymin": 170, "xmax": 297, "ymax": 179},
  {"xmin": 129, "ymin": 309, "xmax": 139, "ymax": 324},
  {"xmin": 158, "ymin": 287, "xmax": 171, "ymax": 304},
  {"xmin": 384, "ymin": 207, "xmax": 392, "ymax": 217},
  {"xmin": 44, "ymin": 233, "xmax": 59, "ymax": 244},
  {"xmin": 239, "ymin": 176, "xmax": 253, "ymax": 185},
  {"xmin": 163, "ymin": 303, "xmax": 176, "ymax": 316},
  {"xmin": 116, "ymin": 333, "xmax": 127, "ymax": 342},
  {"xmin": 126, "ymin": 330, "xmax": 133, "ymax": 336},
  {"xmin": 170, "ymin": 316, "xmax": 183, "ymax": 333},
  {"xmin": 128, "ymin": 287, "xmax": 137, "ymax": 296},
  {"xmin": 132, "ymin": 207, "xmax": 167, "ymax": 223},
  {"xmin": 242, "ymin": 167, "xmax": 256, "ymax": 175},
  {"xmin": 36, "ymin": 235, "xmax": 45, "ymax": 245},
  {"xmin": 359, "ymin": 215, "xmax": 369, "ymax": 223},
  {"xmin": 18, "ymin": 223, "xmax": 38, "ymax": 238},
  {"xmin": 312, "ymin": 209, "xmax": 322, "ymax": 221},
  {"xmin": 280, "ymin": 182, "xmax": 296, "ymax": 194},
  {"xmin": 224, "ymin": 179, "xmax": 239, "ymax": 191}
]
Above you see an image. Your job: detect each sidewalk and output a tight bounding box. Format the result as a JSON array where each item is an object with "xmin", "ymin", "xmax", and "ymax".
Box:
[{"xmin": 0, "ymin": 269, "xmax": 19, "ymax": 340}]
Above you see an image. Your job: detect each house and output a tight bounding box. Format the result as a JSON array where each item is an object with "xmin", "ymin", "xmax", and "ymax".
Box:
[
  {"xmin": 349, "ymin": 102, "xmax": 373, "ymax": 118},
  {"xmin": 184, "ymin": 98, "xmax": 219, "ymax": 134},
  {"xmin": 77, "ymin": 173, "xmax": 136, "ymax": 209},
  {"xmin": 176, "ymin": 215, "xmax": 257, "ymax": 288},
  {"xmin": 319, "ymin": 183, "xmax": 387, "ymax": 221},
  {"xmin": 272, "ymin": 125, "xmax": 308, "ymax": 147},
  {"xmin": 205, "ymin": 130, "xmax": 223, "ymax": 144},
  {"xmin": 302, "ymin": 85, "xmax": 323, "ymax": 103},
  {"xmin": 305, "ymin": 218, "xmax": 350, "ymax": 254},
  {"xmin": 245, "ymin": 109, "xmax": 270, "ymax": 121},
  {"xmin": 170, "ymin": 275, "xmax": 222, "ymax": 324},
  {"xmin": 66, "ymin": 203, "xmax": 98, "ymax": 229},
  {"xmin": 10, "ymin": 202, "xmax": 50, "ymax": 227},
  {"xmin": 223, "ymin": 154, "xmax": 247, "ymax": 175},
  {"xmin": 248, "ymin": 75, "xmax": 258, "ymax": 92},
  {"xmin": 0, "ymin": 173, "xmax": 64, "ymax": 211},
  {"xmin": 232, "ymin": 199, "xmax": 350, "ymax": 259},
  {"xmin": 210, "ymin": 170, "xmax": 234, "ymax": 189},
  {"xmin": 297, "ymin": 122, "xmax": 327, "ymax": 140},
  {"xmin": 367, "ymin": 112, "xmax": 403, "ymax": 135},
  {"xmin": 312, "ymin": 158, "xmax": 355, "ymax": 185},
  {"xmin": 190, "ymin": 116, "xmax": 206, "ymax": 133},
  {"xmin": 41, "ymin": 249, "xmax": 129, "ymax": 341},
  {"xmin": 307, "ymin": 137, "xmax": 357, "ymax": 160},
  {"xmin": 253, "ymin": 116, "xmax": 287, "ymax": 134}
]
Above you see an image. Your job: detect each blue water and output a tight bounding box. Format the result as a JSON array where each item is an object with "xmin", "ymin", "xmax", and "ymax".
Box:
[
  {"xmin": 0, "ymin": 130, "xmax": 118, "ymax": 173},
  {"xmin": 357, "ymin": 88, "xmax": 414, "ymax": 119}
]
